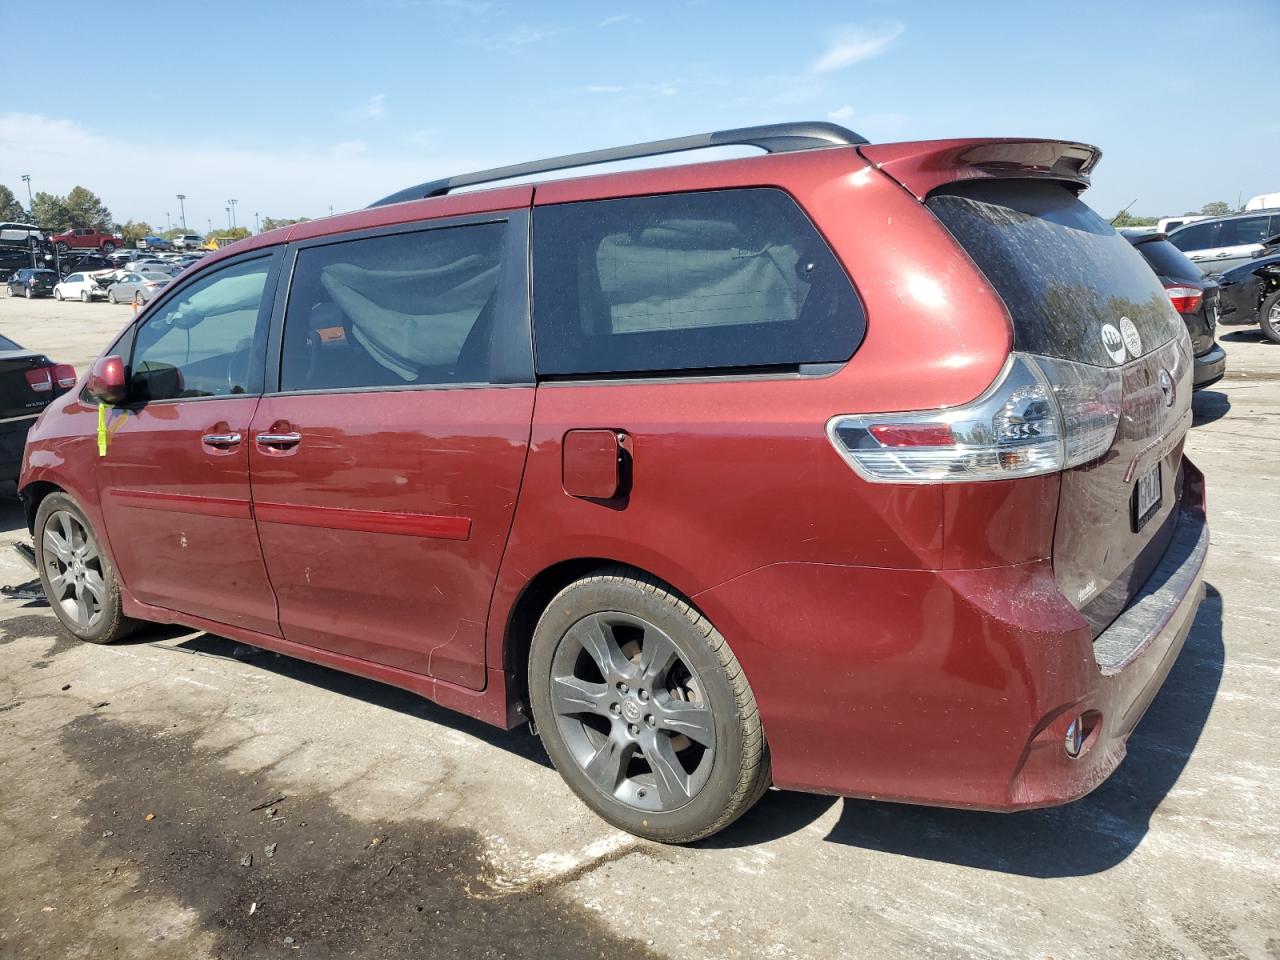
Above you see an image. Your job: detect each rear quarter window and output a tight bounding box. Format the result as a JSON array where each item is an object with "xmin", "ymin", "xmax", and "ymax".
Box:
[
  {"xmin": 927, "ymin": 180, "xmax": 1182, "ymax": 366},
  {"xmin": 1133, "ymin": 238, "xmax": 1202, "ymax": 282},
  {"xmin": 532, "ymin": 187, "xmax": 863, "ymax": 376}
]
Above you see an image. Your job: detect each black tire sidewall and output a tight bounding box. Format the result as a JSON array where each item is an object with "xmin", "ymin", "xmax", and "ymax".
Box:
[
  {"xmin": 529, "ymin": 576, "xmax": 748, "ymax": 842},
  {"xmin": 34, "ymin": 492, "xmax": 128, "ymax": 644}
]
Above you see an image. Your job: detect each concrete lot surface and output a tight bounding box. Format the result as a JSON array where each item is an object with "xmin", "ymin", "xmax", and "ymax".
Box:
[{"xmin": 1, "ymin": 297, "xmax": 1277, "ymax": 959}]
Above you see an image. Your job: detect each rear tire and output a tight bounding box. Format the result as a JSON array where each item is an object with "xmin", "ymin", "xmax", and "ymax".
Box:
[
  {"xmin": 1260, "ymin": 291, "xmax": 1280, "ymax": 345},
  {"xmin": 80, "ymin": 290, "xmax": 89, "ymax": 303},
  {"xmin": 529, "ymin": 566, "xmax": 770, "ymax": 843},
  {"xmin": 34, "ymin": 493, "xmax": 137, "ymax": 645},
  {"xmin": 102, "ymin": 241, "xmax": 116, "ymax": 254}
]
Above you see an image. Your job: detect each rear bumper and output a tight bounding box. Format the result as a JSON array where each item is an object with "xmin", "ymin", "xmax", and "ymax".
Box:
[
  {"xmin": 1192, "ymin": 343, "xmax": 1226, "ymax": 389},
  {"xmin": 695, "ymin": 459, "xmax": 1209, "ymax": 810}
]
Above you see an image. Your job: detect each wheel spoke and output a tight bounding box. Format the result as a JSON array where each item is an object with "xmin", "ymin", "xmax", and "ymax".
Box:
[
  {"xmin": 73, "ymin": 581, "xmax": 92, "ymax": 626},
  {"xmin": 82, "ymin": 570, "xmax": 107, "ymax": 606},
  {"xmin": 643, "ymin": 734, "xmax": 693, "ymax": 807},
  {"xmin": 43, "ymin": 527, "xmax": 71, "ymax": 564},
  {"xmin": 582, "ymin": 734, "xmax": 632, "ymax": 795},
  {"xmin": 567, "ymin": 615, "xmax": 628, "ymax": 679},
  {"xmin": 656, "ymin": 696, "xmax": 716, "ymax": 747},
  {"xmin": 550, "ymin": 675, "xmax": 611, "ymax": 718},
  {"xmin": 58, "ymin": 512, "xmax": 75, "ymax": 551},
  {"xmin": 47, "ymin": 572, "xmax": 69, "ymax": 599},
  {"xmin": 636, "ymin": 629, "xmax": 680, "ymax": 687}
]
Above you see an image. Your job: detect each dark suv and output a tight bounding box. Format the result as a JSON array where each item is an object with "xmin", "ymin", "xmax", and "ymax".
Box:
[
  {"xmin": 19, "ymin": 123, "xmax": 1208, "ymax": 843},
  {"xmin": 5, "ymin": 267, "xmax": 58, "ymax": 298},
  {"xmin": 1128, "ymin": 233, "xmax": 1226, "ymax": 388}
]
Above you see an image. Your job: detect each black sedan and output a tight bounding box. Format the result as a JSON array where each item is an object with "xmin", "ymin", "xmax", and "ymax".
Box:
[
  {"xmin": 1128, "ymin": 232, "xmax": 1226, "ymax": 389},
  {"xmin": 0, "ymin": 333, "xmax": 77, "ymax": 481},
  {"xmin": 1216, "ymin": 235, "xmax": 1280, "ymax": 343}
]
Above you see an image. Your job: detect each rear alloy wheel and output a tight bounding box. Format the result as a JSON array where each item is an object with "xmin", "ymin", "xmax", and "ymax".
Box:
[
  {"xmin": 102, "ymin": 241, "xmax": 116, "ymax": 254},
  {"xmin": 34, "ymin": 493, "xmax": 136, "ymax": 644},
  {"xmin": 1259, "ymin": 291, "xmax": 1280, "ymax": 345},
  {"xmin": 134, "ymin": 291, "xmax": 143, "ymax": 307},
  {"xmin": 529, "ymin": 567, "xmax": 770, "ymax": 843},
  {"xmin": 80, "ymin": 290, "xmax": 90, "ymax": 303}
]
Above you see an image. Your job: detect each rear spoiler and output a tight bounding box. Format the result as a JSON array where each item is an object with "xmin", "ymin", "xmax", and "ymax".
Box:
[{"xmin": 858, "ymin": 138, "xmax": 1101, "ymax": 201}]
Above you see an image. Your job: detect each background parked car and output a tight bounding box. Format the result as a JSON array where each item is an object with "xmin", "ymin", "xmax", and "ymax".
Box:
[
  {"xmin": 129, "ymin": 258, "xmax": 179, "ymax": 276},
  {"xmin": 106, "ymin": 271, "xmax": 170, "ymax": 304},
  {"xmin": 1167, "ymin": 210, "xmax": 1280, "ymax": 274},
  {"xmin": 171, "ymin": 233, "xmax": 204, "ymax": 250},
  {"xmin": 0, "ymin": 223, "xmax": 46, "ymax": 254},
  {"xmin": 1157, "ymin": 214, "xmax": 1209, "ymax": 234},
  {"xmin": 4, "ymin": 268, "xmax": 58, "ymax": 299},
  {"xmin": 1217, "ymin": 235, "xmax": 1280, "ymax": 343},
  {"xmin": 1128, "ymin": 233, "xmax": 1226, "ymax": 388},
  {"xmin": 55, "ymin": 253, "xmax": 113, "ymax": 277},
  {"xmin": 137, "ymin": 235, "xmax": 172, "ymax": 251},
  {"xmin": 53, "ymin": 272, "xmax": 108, "ymax": 302},
  {"xmin": 0, "ymin": 332, "xmax": 76, "ymax": 481}
]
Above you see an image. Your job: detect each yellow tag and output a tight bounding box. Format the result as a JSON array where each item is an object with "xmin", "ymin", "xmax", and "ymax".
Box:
[{"xmin": 97, "ymin": 403, "xmax": 109, "ymax": 457}]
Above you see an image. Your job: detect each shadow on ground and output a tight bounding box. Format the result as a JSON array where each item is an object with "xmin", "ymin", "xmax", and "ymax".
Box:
[
  {"xmin": 711, "ymin": 584, "xmax": 1224, "ymax": 876},
  {"xmin": 1192, "ymin": 388, "xmax": 1231, "ymax": 426}
]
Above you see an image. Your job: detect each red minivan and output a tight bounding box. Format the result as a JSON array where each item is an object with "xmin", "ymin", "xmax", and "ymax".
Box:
[{"xmin": 19, "ymin": 123, "xmax": 1208, "ymax": 842}]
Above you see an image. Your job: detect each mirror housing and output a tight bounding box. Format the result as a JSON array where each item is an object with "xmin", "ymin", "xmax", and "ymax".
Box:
[{"xmin": 87, "ymin": 355, "xmax": 126, "ymax": 404}]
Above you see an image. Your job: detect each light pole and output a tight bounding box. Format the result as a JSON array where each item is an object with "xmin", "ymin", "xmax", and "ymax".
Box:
[
  {"xmin": 176, "ymin": 194, "xmax": 188, "ymax": 230},
  {"xmin": 254, "ymin": 212, "xmax": 260, "ymax": 234},
  {"xmin": 20, "ymin": 174, "xmax": 33, "ymax": 211},
  {"xmin": 225, "ymin": 206, "xmax": 232, "ymax": 229},
  {"xmin": 228, "ymin": 199, "xmax": 238, "ymax": 230},
  {"xmin": 165, "ymin": 211, "xmax": 172, "ymax": 232}
]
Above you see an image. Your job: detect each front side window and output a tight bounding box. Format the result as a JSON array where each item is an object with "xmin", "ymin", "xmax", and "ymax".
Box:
[
  {"xmin": 130, "ymin": 256, "xmax": 273, "ymax": 402},
  {"xmin": 1168, "ymin": 222, "xmax": 1220, "ymax": 252},
  {"xmin": 532, "ymin": 188, "xmax": 863, "ymax": 377},
  {"xmin": 279, "ymin": 222, "xmax": 506, "ymax": 392}
]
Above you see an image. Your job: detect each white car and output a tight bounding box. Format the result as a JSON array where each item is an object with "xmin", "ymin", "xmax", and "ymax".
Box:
[
  {"xmin": 130, "ymin": 258, "xmax": 179, "ymax": 275},
  {"xmin": 1167, "ymin": 210, "xmax": 1280, "ymax": 274},
  {"xmin": 53, "ymin": 272, "xmax": 109, "ymax": 302},
  {"xmin": 172, "ymin": 234, "xmax": 204, "ymax": 250}
]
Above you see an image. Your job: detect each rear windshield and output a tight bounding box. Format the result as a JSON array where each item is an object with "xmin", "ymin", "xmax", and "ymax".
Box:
[
  {"xmin": 927, "ymin": 180, "xmax": 1181, "ymax": 366},
  {"xmin": 1132, "ymin": 238, "xmax": 1202, "ymax": 282}
]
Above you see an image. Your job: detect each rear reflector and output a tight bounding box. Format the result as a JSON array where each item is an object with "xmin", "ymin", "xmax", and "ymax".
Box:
[
  {"xmin": 24, "ymin": 368, "xmax": 53, "ymax": 392},
  {"xmin": 827, "ymin": 354, "xmax": 1122, "ymax": 483},
  {"xmin": 1163, "ymin": 282, "xmax": 1203, "ymax": 314}
]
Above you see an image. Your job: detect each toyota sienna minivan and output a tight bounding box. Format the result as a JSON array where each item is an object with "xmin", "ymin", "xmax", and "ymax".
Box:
[{"xmin": 19, "ymin": 122, "xmax": 1208, "ymax": 843}]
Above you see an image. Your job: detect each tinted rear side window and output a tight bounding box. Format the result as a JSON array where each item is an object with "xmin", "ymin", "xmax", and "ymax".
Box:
[
  {"xmin": 1133, "ymin": 238, "xmax": 1202, "ymax": 282},
  {"xmin": 927, "ymin": 180, "xmax": 1181, "ymax": 365},
  {"xmin": 532, "ymin": 188, "xmax": 862, "ymax": 376}
]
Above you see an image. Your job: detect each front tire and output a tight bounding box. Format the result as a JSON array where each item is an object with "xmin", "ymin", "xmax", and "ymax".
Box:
[
  {"xmin": 24, "ymin": 286, "xmax": 32, "ymax": 299},
  {"xmin": 108, "ymin": 290, "xmax": 117, "ymax": 304},
  {"xmin": 1259, "ymin": 290, "xmax": 1280, "ymax": 345},
  {"xmin": 54, "ymin": 289, "xmax": 63, "ymax": 301},
  {"xmin": 34, "ymin": 493, "xmax": 137, "ymax": 644},
  {"xmin": 529, "ymin": 566, "xmax": 770, "ymax": 843}
]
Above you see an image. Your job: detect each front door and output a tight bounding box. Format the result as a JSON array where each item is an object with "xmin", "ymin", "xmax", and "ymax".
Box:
[
  {"xmin": 96, "ymin": 250, "xmax": 282, "ymax": 635},
  {"xmin": 247, "ymin": 213, "xmax": 534, "ymax": 690}
]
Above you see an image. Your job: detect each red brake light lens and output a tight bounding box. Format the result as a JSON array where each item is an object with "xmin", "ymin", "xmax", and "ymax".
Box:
[
  {"xmin": 24, "ymin": 368, "xmax": 53, "ymax": 392},
  {"xmin": 1163, "ymin": 282, "xmax": 1203, "ymax": 314},
  {"xmin": 867, "ymin": 423, "xmax": 955, "ymax": 447}
]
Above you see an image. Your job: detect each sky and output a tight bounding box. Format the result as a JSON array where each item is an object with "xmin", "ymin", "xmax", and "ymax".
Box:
[{"xmin": 3, "ymin": 0, "xmax": 1276, "ymax": 233}]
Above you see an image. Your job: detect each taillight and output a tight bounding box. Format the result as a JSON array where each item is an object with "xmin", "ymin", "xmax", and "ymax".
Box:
[
  {"xmin": 1163, "ymin": 282, "xmax": 1203, "ymax": 314},
  {"xmin": 24, "ymin": 368, "xmax": 53, "ymax": 392},
  {"xmin": 52, "ymin": 363, "xmax": 77, "ymax": 389},
  {"xmin": 827, "ymin": 354, "xmax": 1122, "ymax": 483}
]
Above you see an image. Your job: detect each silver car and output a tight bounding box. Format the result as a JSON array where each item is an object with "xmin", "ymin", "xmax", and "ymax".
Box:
[
  {"xmin": 106, "ymin": 271, "xmax": 171, "ymax": 305},
  {"xmin": 1167, "ymin": 210, "xmax": 1280, "ymax": 274}
]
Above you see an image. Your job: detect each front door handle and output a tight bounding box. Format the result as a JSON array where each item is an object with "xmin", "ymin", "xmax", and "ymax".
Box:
[
  {"xmin": 201, "ymin": 432, "xmax": 242, "ymax": 448},
  {"xmin": 255, "ymin": 431, "xmax": 302, "ymax": 449}
]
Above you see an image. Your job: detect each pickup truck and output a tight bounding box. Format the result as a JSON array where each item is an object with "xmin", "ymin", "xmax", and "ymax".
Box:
[{"xmin": 49, "ymin": 227, "xmax": 123, "ymax": 254}]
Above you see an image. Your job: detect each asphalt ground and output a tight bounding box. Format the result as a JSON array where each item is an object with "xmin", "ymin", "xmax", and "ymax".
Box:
[{"xmin": 1, "ymin": 295, "xmax": 1277, "ymax": 959}]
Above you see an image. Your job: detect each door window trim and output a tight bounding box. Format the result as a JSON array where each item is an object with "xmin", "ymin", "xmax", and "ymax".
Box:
[
  {"xmin": 262, "ymin": 209, "xmax": 534, "ymax": 397},
  {"xmin": 120, "ymin": 247, "xmax": 284, "ymax": 407}
]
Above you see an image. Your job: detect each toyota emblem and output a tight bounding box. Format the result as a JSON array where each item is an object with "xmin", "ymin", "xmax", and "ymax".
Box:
[{"xmin": 1158, "ymin": 369, "xmax": 1175, "ymax": 408}]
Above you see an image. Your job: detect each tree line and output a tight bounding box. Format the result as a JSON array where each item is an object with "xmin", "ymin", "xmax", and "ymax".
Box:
[{"xmin": 0, "ymin": 182, "xmax": 310, "ymax": 245}]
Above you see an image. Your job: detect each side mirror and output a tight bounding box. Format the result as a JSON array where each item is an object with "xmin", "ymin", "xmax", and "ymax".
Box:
[{"xmin": 87, "ymin": 355, "xmax": 127, "ymax": 404}]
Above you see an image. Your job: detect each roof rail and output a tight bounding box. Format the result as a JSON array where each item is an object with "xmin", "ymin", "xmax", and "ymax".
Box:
[{"xmin": 369, "ymin": 121, "xmax": 867, "ymax": 207}]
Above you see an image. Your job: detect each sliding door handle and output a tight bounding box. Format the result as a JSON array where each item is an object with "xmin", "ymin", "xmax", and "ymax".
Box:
[
  {"xmin": 201, "ymin": 432, "xmax": 242, "ymax": 448},
  {"xmin": 255, "ymin": 431, "xmax": 302, "ymax": 449}
]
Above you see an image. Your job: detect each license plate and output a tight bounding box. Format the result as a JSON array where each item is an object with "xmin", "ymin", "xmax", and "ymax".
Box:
[{"xmin": 1132, "ymin": 463, "xmax": 1162, "ymax": 531}]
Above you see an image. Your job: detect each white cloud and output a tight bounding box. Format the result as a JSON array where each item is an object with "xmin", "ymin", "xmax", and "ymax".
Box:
[
  {"xmin": 345, "ymin": 93, "xmax": 388, "ymax": 121},
  {"xmin": 598, "ymin": 13, "xmax": 638, "ymax": 28},
  {"xmin": 811, "ymin": 22, "xmax": 904, "ymax": 73},
  {"xmin": 585, "ymin": 80, "xmax": 680, "ymax": 98},
  {"xmin": 827, "ymin": 105, "xmax": 856, "ymax": 123},
  {"xmin": 0, "ymin": 111, "xmax": 463, "ymax": 226},
  {"xmin": 483, "ymin": 24, "xmax": 560, "ymax": 50}
]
